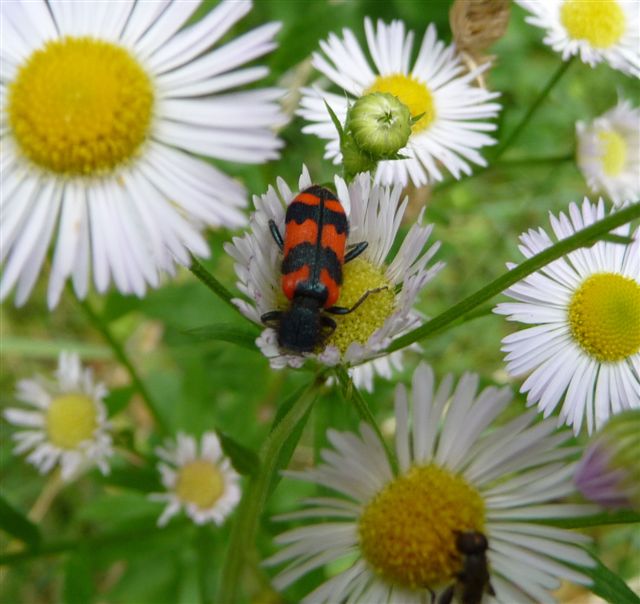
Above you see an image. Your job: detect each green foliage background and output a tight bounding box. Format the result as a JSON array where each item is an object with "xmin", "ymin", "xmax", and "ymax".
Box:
[{"xmin": 1, "ymin": 1, "xmax": 639, "ymax": 603}]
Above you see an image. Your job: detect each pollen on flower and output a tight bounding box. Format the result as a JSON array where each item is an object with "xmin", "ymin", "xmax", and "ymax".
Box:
[
  {"xmin": 8, "ymin": 36, "xmax": 154, "ymax": 176},
  {"xmin": 326, "ymin": 257, "xmax": 395, "ymax": 355},
  {"xmin": 366, "ymin": 75, "xmax": 436, "ymax": 133},
  {"xmin": 358, "ymin": 463, "xmax": 485, "ymax": 590},
  {"xmin": 560, "ymin": 0, "xmax": 626, "ymax": 49},
  {"xmin": 176, "ymin": 460, "xmax": 225, "ymax": 509},
  {"xmin": 46, "ymin": 394, "xmax": 98, "ymax": 449},
  {"xmin": 598, "ymin": 130, "xmax": 627, "ymax": 176},
  {"xmin": 568, "ymin": 273, "xmax": 640, "ymax": 362}
]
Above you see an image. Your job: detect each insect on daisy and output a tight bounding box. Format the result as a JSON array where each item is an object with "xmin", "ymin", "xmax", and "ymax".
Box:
[
  {"xmin": 576, "ymin": 98, "xmax": 640, "ymax": 206},
  {"xmin": 494, "ymin": 198, "xmax": 640, "ymax": 434},
  {"xmin": 266, "ymin": 363, "xmax": 595, "ymax": 603},
  {"xmin": 150, "ymin": 432, "xmax": 241, "ymax": 527},
  {"xmin": 298, "ymin": 18, "xmax": 501, "ymax": 187},
  {"xmin": 1, "ymin": 0, "xmax": 284, "ymax": 308},
  {"xmin": 3, "ymin": 351, "xmax": 113, "ymax": 481},
  {"xmin": 224, "ymin": 167, "xmax": 444, "ymax": 391},
  {"xmin": 515, "ymin": 0, "xmax": 640, "ymax": 77}
]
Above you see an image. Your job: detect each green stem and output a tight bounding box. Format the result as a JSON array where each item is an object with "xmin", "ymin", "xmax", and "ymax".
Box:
[
  {"xmin": 532, "ymin": 509, "xmax": 640, "ymax": 529},
  {"xmin": 216, "ymin": 380, "xmax": 319, "ymax": 604},
  {"xmin": 335, "ymin": 366, "xmax": 398, "ymax": 475},
  {"xmin": 76, "ymin": 296, "xmax": 168, "ymax": 434},
  {"xmin": 187, "ymin": 253, "xmax": 244, "ymax": 318},
  {"xmin": 386, "ymin": 202, "xmax": 640, "ymax": 353},
  {"xmin": 493, "ymin": 57, "xmax": 574, "ymax": 161}
]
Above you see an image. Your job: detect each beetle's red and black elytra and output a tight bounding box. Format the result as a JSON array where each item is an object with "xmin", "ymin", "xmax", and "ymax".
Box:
[{"xmin": 261, "ymin": 185, "xmax": 383, "ymax": 353}]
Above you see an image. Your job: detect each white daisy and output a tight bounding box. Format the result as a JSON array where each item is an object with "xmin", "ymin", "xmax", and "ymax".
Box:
[
  {"xmin": 224, "ymin": 166, "xmax": 444, "ymax": 390},
  {"xmin": 1, "ymin": 0, "xmax": 284, "ymax": 308},
  {"xmin": 494, "ymin": 198, "xmax": 640, "ymax": 434},
  {"xmin": 515, "ymin": 0, "xmax": 640, "ymax": 77},
  {"xmin": 151, "ymin": 431, "xmax": 241, "ymax": 527},
  {"xmin": 298, "ymin": 18, "xmax": 501, "ymax": 187},
  {"xmin": 3, "ymin": 351, "xmax": 113, "ymax": 481},
  {"xmin": 266, "ymin": 363, "xmax": 595, "ymax": 603},
  {"xmin": 576, "ymin": 98, "xmax": 640, "ymax": 206}
]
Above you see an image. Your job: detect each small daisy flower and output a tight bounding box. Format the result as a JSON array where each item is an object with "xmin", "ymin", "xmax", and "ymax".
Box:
[
  {"xmin": 516, "ymin": 0, "xmax": 640, "ymax": 77},
  {"xmin": 3, "ymin": 352, "xmax": 113, "ymax": 481},
  {"xmin": 1, "ymin": 0, "xmax": 284, "ymax": 308},
  {"xmin": 298, "ymin": 18, "xmax": 501, "ymax": 187},
  {"xmin": 266, "ymin": 363, "xmax": 595, "ymax": 603},
  {"xmin": 224, "ymin": 166, "xmax": 444, "ymax": 390},
  {"xmin": 151, "ymin": 431, "xmax": 241, "ymax": 527},
  {"xmin": 494, "ymin": 198, "xmax": 640, "ymax": 434},
  {"xmin": 576, "ymin": 99, "xmax": 640, "ymax": 206}
]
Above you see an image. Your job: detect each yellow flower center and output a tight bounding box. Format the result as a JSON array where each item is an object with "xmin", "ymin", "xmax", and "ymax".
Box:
[
  {"xmin": 359, "ymin": 464, "xmax": 485, "ymax": 590},
  {"xmin": 326, "ymin": 258, "xmax": 396, "ymax": 355},
  {"xmin": 365, "ymin": 74, "xmax": 436, "ymax": 133},
  {"xmin": 8, "ymin": 36, "xmax": 154, "ymax": 176},
  {"xmin": 46, "ymin": 394, "xmax": 98, "ymax": 449},
  {"xmin": 560, "ymin": 0, "xmax": 626, "ymax": 49},
  {"xmin": 176, "ymin": 459, "xmax": 225, "ymax": 509},
  {"xmin": 568, "ymin": 273, "xmax": 640, "ymax": 362},
  {"xmin": 598, "ymin": 130, "xmax": 627, "ymax": 176}
]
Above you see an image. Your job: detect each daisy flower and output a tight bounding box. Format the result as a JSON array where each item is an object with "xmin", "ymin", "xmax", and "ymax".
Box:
[
  {"xmin": 266, "ymin": 363, "xmax": 595, "ymax": 603},
  {"xmin": 1, "ymin": 0, "xmax": 284, "ymax": 308},
  {"xmin": 515, "ymin": 0, "xmax": 640, "ymax": 77},
  {"xmin": 494, "ymin": 198, "xmax": 640, "ymax": 434},
  {"xmin": 3, "ymin": 351, "xmax": 113, "ymax": 481},
  {"xmin": 298, "ymin": 18, "xmax": 501, "ymax": 187},
  {"xmin": 576, "ymin": 98, "xmax": 640, "ymax": 206},
  {"xmin": 224, "ymin": 166, "xmax": 444, "ymax": 390},
  {"xmin": 151, "ymin": 431, "xmax": 241, "ymax": 527}
]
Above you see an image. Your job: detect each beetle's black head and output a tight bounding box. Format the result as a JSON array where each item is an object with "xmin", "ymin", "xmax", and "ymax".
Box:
[
  {"xmin": 456, "ymin": 531, "xmax": 488, "ymax": 555},
  {"xmin": 277, "ymin": 296, "xmax": 324, "ymax": 353}
]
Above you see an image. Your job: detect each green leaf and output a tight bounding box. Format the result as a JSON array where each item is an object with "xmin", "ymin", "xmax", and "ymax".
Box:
[
  {"xmin": 576, "ymin": 554, "xmax": 640, "ymax": 604},
  {"xmin": 63, "ymin": 551, "xmax": 94, "ymax": 604},
  {"xmin": 103, "ymin": 385, "xmax": 135, "ymax": 417},
  {"xmin": 324, "ymin": 100, "xmax": 345, "ymax": 141},
  {"xmin": 0, "ymin": 495, "xmax": 41, "ymax": 548},
  {"xmin": 181, "ymin": 323, "xmax": 260, "ymax": 351},
  {"xmin": 217, "ymin": 430, "xmax": 260, "ymax": 477},
  {"xmin": 598, "ymin": 233, "xmax": 636, "ymax": 246}
]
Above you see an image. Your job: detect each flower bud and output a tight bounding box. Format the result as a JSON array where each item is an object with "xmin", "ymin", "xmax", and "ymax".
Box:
[
  {"xmin": 346, "ymin": 92, "xmax": 412, "ymax": 158},
  {"xmin": 574, "ymin": 410, "xmax": 640, "ymax": 511}
]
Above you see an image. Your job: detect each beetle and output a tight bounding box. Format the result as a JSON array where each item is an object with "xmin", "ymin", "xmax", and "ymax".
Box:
[
  {"xmin": 437, "ymin": 531, "xmax": 495, "ymax": 604},
  {"xmin": 261, "ymin": 185, "xmax": 384, "ymax": 353}
]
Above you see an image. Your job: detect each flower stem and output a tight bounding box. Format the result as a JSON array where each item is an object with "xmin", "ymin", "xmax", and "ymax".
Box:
[
  {"xmin": 187, "ymin": 253, "xmax": 245, "ymax": 318},
  {"xmin": 216, "ymin": 379, "xmax": 320, "ymax": 604},
  {"xmin": 335, "ymin": 366, "xmax": 398, "ymax": 475},
  {"xmin": 76, "ymin": 296, "xmax": 169, "ymax": 434},
  {"xmin": 386, "ymin": 201, "xmax": 640, "ymax": 353},
  {"xmin": 493, "ymin": 57, "xmax": 574, "ymax": 161}
]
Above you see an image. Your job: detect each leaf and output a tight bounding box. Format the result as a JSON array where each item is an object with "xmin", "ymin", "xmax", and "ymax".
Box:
[
  {"xmin": 103, "ymin": 385, "xmax": 135, "ymax": 417},
  {"xmin": 63, "ymin": 551, "xmax": 94, "ymax": 604},
  {"xmin": 0, "ymin": 494, "xmax": 41, "ymax": 548},
  {"xmin": 575, "ymin": 554, "xmax": 640, "ymax": 604},
  {"xmin": 598, "ymin": 233, "xmax": 636, "ymax": 246},
  {"xmin": 324, "ymin": 100, "xmax": 345, "ymax": 141},
  {"xmin": 181, "ymin": 323, "xmax": 260, "ymax": 351},
  {"xmin": 216, "ymin": 430, "xmax": 260, "ymax": 477}
]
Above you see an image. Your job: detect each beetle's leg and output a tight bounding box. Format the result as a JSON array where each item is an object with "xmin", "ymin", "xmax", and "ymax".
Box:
[
  {"xmin": 344, "ymin": 241, "xmax": 368, "ymax": 263},
  {"xmin": 320, "ymin": 315, "xmax": 337, "ymax": 334},
  {"xmin": 261, "ymin": 310, "xmax": 283, "ymax": 327},
  {"xmin": 487, "ymin": 581, "xmax": 496, "ymax": 597},
  {"xmin": 436, "ymin": 585, "xmax": 454, "ymax": 604},
  {"xmin": 268, "ymin": 219, "xmax": 284, "ymax": 251},
  {"xmin": 326, "ymin": 286, "xmax": 388, "ymax": 315}
]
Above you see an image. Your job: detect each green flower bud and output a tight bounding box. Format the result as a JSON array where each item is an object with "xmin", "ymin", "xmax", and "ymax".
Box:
[
  {"xmin": 346, "ymin": 92, "xmax": 412, "ymax": 158},
  {"xmin": 575, "ymin": 409, "xmax": 640, "ymax": 511}
]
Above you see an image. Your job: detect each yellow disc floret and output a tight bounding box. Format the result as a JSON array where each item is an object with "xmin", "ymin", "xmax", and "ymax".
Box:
[
  {"xmin": 560, "ymin": 0, "xmax": 626, "ymax": 49},
  {"xmin": 326, "ymin": 257, "xmax": 396, "ymax": 355},
  {"xmin": 46, "ymin": 393, "xmax": 98, "ymax": 449},
  {"xmin": 568, "ymin": 273, "xmax": 640, "ymax": 362},
  {"xmin": 359, "ymin": 463, "xmax": 485, "ymax": 590},
  {"xmin": 8, "ymin": 36, "xmax": 154, "ymax": 176},
  {"xmin": 176, "ymin": 460, "xmax": 225, "ymax": 509},
  {"xmin": 366, "ymin": 74, "xmax": 436, "ymax": 133},
  {"xmin": 598, "ymin": 130, "xmax": 627, "ymax": 176}
]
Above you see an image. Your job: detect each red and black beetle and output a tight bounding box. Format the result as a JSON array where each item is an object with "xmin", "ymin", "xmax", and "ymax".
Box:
[{"xmin": 261, "ymin": 185, "xmax": 383, "ymax": 353}]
